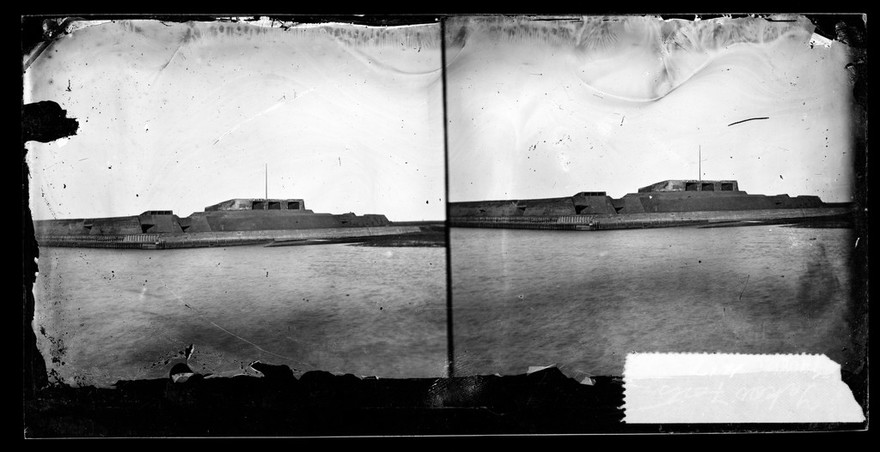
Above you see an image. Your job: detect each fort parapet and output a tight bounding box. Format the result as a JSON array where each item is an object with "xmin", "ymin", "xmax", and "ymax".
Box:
[
  {"xmin": 450, "ymin": 180, "xmax": 854, "ymax": 231},
  {"xmin": 33, "ymin": 198, "xmax": 420, "ymax": 249}
]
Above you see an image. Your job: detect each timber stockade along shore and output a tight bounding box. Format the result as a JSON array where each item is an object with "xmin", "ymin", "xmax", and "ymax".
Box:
[
  {"xmin": 33, "ymin": 197, "xmax": 444, "ymax": 249},
  {"xmin": 449, "ymin": 179, "xmax": 855, "ymax": 231}
]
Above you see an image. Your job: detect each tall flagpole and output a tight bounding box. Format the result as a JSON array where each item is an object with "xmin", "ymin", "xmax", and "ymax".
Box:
[
  {"xmin": 698, "ymin": 145, "xmax": 701, "ymax": 181},
  {"xmin": 265, "ymin": 164, "xmax": 268, "ymax": 201}
]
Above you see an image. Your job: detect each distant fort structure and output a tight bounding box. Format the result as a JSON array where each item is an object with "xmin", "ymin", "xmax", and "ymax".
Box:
[
  {"xmin": 449, "ymin": 179, "xmax": 854, "ymax": 231},
  {"xmin": 34, "ymin": 197, "xmax": 420, "ymax": 249}
]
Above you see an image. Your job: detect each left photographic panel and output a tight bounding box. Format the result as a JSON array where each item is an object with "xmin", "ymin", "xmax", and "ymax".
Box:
[{"xmin": 24, "ymin": 17, "xmax": 447, "ymax": 387}]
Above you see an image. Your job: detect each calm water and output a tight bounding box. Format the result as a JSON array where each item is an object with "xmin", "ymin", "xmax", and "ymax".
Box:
[
  {"xmin": 33, "ymin": 243, "xmax": 448, "ymax": 387},
  {"xmin": 451, "ymin": 226, "xmax": 860, "ymax": 378},
  {"xmin": 33, "ymin": 225, "xmax": 861, "ymax": 387}
]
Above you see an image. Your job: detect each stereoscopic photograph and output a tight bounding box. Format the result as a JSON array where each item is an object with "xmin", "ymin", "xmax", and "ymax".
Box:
[{"xmin": 22, "ymin": 13, "xmax": 867, "ymax": 437}]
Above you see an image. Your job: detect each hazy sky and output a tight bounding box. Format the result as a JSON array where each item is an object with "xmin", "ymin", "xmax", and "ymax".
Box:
[
  {"xmin": 24, "ymin": 19, "xmax": 444, "ymax": 221},
  {"xmin": 24, "ymin": 15, "xmax": 861, "ymax": 223},
  {"xmin": 445, "ymin": 15, "xmax": 858, "ymax": 202}
]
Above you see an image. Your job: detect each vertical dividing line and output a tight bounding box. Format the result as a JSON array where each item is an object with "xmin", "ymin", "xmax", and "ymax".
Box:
[{"xmin": 440, "ymin": 17, "xmax": 455, "ymax": 379}]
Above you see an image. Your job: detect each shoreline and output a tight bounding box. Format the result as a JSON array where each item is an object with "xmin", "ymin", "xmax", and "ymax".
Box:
[{"xmin": 34, "ymin": 225, "xmax": 447, "ymax": 250}]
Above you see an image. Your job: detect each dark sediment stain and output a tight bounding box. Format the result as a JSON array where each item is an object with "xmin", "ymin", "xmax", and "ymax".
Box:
[
  {"xmin": 24, "ymin": 366, "xmax": 628, "ymax": 436},
  {"xmin": 23, "ymin": 100, "xmax": 80, "ymax": 398},
  {"xmin": 22, "ymin": 102, "xmax": 79, "ymax": 144}
]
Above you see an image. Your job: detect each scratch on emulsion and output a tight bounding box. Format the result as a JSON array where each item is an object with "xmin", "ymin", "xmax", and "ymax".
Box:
[
  {"xmin": 172, "ymin": 289, "xmax": 300, "ymax": 364},
  {"xmin": 727, "ymin": 116, "xmax": 769, "ymax": 127},
  {"xmin": 206, "ymin": 320, "xmax": 297, "ymax": 363},
  {"xmin": 151, "ymin": 43, "xmax": 186, "ymax": 86}
]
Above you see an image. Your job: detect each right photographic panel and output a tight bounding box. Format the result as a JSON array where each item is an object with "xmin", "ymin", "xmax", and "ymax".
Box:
[{"xmin": 444, "ymin": 14, "xmax": 867, "ymax": 413}]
